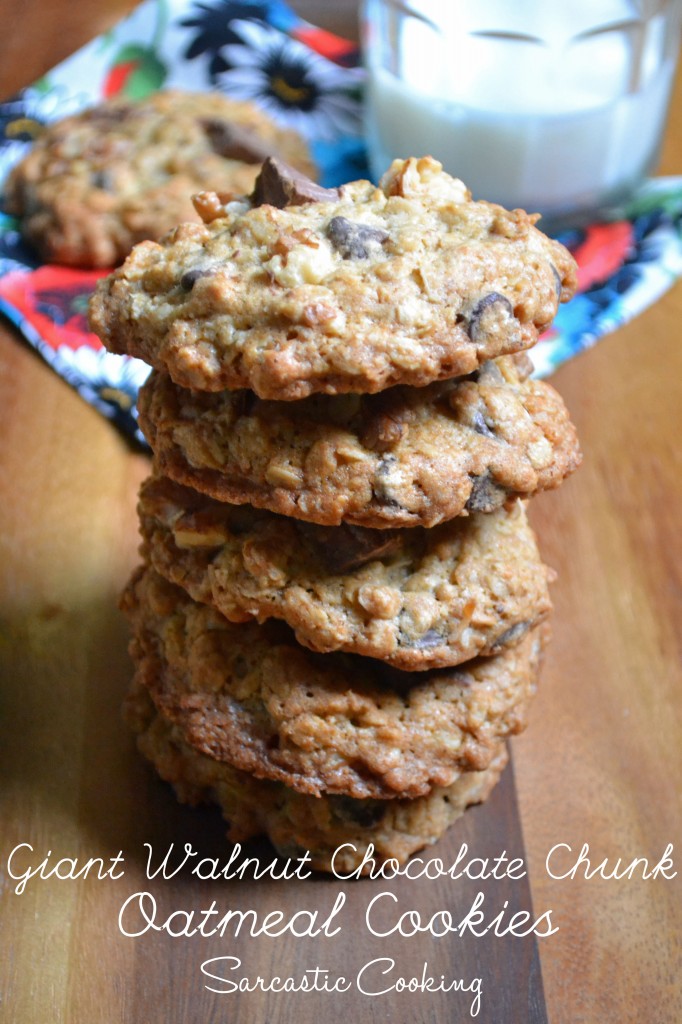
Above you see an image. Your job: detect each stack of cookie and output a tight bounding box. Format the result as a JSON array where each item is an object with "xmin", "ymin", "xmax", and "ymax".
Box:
[{"xmin": 89, "ymin": 156, "xmax": 580, "ymax": 874}]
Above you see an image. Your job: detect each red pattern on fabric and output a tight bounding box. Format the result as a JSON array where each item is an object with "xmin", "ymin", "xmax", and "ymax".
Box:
[
  {"xmin": 573, "ymin": 222, "xmax": 634, "ymax": 292},
  {"xmin": 0, "ymin": 266, "xmax": 105, "ymax": 351},
  {"xmin": 292, "ymin": 25, "xmax": 356, "ymax": 62},
  {"xmin": 103, "ymin": 61, "xmax": 137, "ymax": 98}
]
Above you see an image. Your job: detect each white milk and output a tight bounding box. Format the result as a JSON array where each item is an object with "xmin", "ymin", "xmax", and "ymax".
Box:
[{"xmin": 363, "ymin": 0, "xmax": 680, "ymax": 220}]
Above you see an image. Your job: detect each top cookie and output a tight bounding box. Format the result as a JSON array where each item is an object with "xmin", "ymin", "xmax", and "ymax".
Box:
[
  {"xmin": 4, "ymin": 90, "xmax": 316, "ymax": 268},
  {"xmin": 89, "ymin": 156, "xmax": 577, "ymax": 398}
]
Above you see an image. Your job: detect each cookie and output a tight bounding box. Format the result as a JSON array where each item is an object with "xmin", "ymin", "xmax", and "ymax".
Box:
[
  {"xmin": 139, "ymin": 474, "xmax": 552, "ymax": 671},
  {"xmin": 126, "ymin": 680, "xmax": 508, "ymax": 874},
  {"xmin": 4, "ymin": 90, "xmax": 315, "ymax": 268},
  {"xmin": 89, "ymin": 155, "xmax": 577, "ymax": 397},
  {"xmin": 121, "ymin": 566, "xmax": 546, "ymax": 800},
  {"xmin": 138, "ymin": 355, "xmax": 581, "ymax": 529}
]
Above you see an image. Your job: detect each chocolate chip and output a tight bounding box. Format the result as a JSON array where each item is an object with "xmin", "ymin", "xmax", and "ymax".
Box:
[
  {"xmin": 180, "ymin": 267, "xmax": 214, "ymax": 290},
  {"xmin": 551, "ymin": 264, "xmax": 563, "ymax": 298},
  {"xmin": 297, "ymin": 522, "xmax": 402, "ymax": 574},
  {"xmin": 202, "ymin": 118, "xmax": 274, "ymax": 165},
  {"xmin": 251, "ymin": 157, "xmax": 339, "ymax": 209},
  {"xmin": 470, "ymin": 360, "xmax": 504, "ymax": 386},
  {"xmin": 332, "ymin": 526, "xmax": 402, "ymax": 573},
  {"xmin": 375, "ymin": 454, "xmax": 397, "ymax": 476},
  {"xmin": 372, "ymin": 455, "xmax": 402, "ymax": 507},
  {"xmin": 331, "ymin": 795, "xmax": 386, "ymax": 829},
  {"xmin": 92, "ymin": 170, "xmax": 113, "ymax": 191},
  {"xmin": 326, "ymin": 216, "xmax": 388, "ymax": 259},
  {"xmin": 467, "ymin": 292, "xmax": 514, "ymax": 343},
  {"xmin": 489, "ymin": 620, "xmax": 530, "ymax": 652},
  {"xmin": 465, "ymin": 473, "xmax": 507, "ymax": 513},
  {"xmin": 360, "ymin": 404, "xmax": 407, "ymax": 452},
  {"xmin": 410, "ymin": 629, "xmax": 443, "ymax": 649},
  {"xmin": 471, "ymin": 408, "xmax": 496, "ymax": 438}
]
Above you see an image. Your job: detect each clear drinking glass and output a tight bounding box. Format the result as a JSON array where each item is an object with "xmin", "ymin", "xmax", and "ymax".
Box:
[{"xmin": 362, "ymin": 0, "xmax": 682, "ymax": 226}]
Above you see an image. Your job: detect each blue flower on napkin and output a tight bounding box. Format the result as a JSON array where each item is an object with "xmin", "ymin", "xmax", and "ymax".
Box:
[{"xmin": 180, "ymin": 0, "xmax": 271, "ymax": 81}]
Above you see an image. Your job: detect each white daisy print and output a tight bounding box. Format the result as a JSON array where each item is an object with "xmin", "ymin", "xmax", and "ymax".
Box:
[{"xmin": 216, "ymin": 19, "xmax": 362, "ymax": 142}]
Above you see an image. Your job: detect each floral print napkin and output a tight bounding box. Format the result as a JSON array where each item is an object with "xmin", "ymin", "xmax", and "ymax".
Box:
[{"xmin": 0, "ymin": 0, "xmax": 680, "ymax": 445}]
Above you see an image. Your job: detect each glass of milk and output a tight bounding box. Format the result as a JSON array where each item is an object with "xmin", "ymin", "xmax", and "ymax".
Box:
[{"xmin": 362, "ymin": 0, "xmax": 682, "ymax": 225}]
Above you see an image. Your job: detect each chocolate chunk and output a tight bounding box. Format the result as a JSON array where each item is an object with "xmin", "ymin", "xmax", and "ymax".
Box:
[
  {"xmin": 410, "ymin": 629, "xmax": 443, "ymax": 650},
  {"xmin": 489, "ymin": 620, "xmax": 530, "ymax": 653},
  {"xmin": 331, "ymin": 795, "xmax": 386, "ymax": 829},
  {"xmin": 327, "ymin": 525, "xmax": 402, "ymax": 573},
  {"xmin": 471, "ymin": 408, "xmax": 496, "ymax": 438},
  {"xmin": 180, "ymin": 266, "xmax": 214, "ymax": 290},
  {"xmin": 465, "ymin": 473, "xmax": 507, "ymax": 513},
  {"xmin": 468, "ymin": 292, "xmax": 514, "ymax": 343},
  {"xmin": 326, "ymin": 216, "xmax": 388, "ymax": 259},
  {"xmin": 202, "ymin": 118, "xmax": 274, "ymax": 165},
  {"xmin": 91, "ymin": 170, "xmax": 113, "ymax": 191},
  {"xmin": 372, "ymin": 454, "xmax": 402, "ymax": 507},
  {"xmin": 360, "ymin": 400, "xmax": 407, "ymax": 452},
  {"xmin": 551, "ymin": 263, "xmax": 563, "ymax": 298},
  {"xmin": 297, "ymin": 522, "xmax": 402, "ymax": 574},
  {"xmin": 470, "ymin": 359, "xmax": 504, "ymax": 386},
  {"xmin": 251, "ymin": 157, "xmax": 338, "ymax": 209},
  {"xmin": 375, "ymin": 454, "xmax": 397, "ymax": 477}
]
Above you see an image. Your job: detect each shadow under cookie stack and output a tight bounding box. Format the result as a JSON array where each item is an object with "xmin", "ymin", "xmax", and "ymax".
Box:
[{"xmin": 89, "ymin": 156, "xmax": 581, "ymax": 875}]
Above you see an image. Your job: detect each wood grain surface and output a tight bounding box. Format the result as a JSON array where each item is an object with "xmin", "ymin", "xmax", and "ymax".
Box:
[{"xmin": 0, "ymin": 2, "xmax": 680, "ymax": 1022}]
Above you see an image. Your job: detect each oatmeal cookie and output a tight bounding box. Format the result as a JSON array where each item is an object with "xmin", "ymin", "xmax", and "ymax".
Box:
[
  {"xmin": 139, "ymin": 474, "xmax": 552, "ymax": 670},
  {"xmin": 138, "ymin": 355, "xmax": 581, "ymax": 529},
  {"xmin": 126, "ymin": 680, "xmax": 508, "ymax": 874},
  {"xmin": 4, "ymin": 90, "xmax": 315, "ymax": 267},
  {"xmin": 89, "ymin": 156, "xmax": 577, "ymax": 397},
  {"xmin": 121, "ymin": 566, "xmax": 546, "ymax": 800}
]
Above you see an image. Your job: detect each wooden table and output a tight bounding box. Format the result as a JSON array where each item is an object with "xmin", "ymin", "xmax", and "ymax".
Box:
[{"xmin": 0, "ymin": 3, "xmax": 680, "ymax": 1022}]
